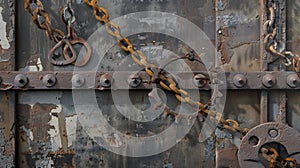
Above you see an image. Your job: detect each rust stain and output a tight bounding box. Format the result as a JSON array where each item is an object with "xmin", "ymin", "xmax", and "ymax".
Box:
[
  {"xmin": 216, "ymin": 147, "xmax": 239, "ymax": 168},
  {"xmin": 218, "ymin": 27, "xmax": 234, "ymax": 64},
  {"xmin": 18, "ymin": 103, "xmax": 77, "ymax": 167},
  {"xmin": 0, "ymin": 93, "xmax": 12, "ymax": 137},
  {"xmin": 18, "ymin": 103, "xmax": 55, "ymax": 153}
]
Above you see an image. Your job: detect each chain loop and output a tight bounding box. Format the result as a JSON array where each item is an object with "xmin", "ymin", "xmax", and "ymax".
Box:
[
  {"xmin": 263, "ymin": 0, "xmax": 300, "ymax": 70},
  {"xmin": 261, "ymin": 147, "xmax": 300, "ymax": 168},
  {"xmin": 24, "ymin": 0, "xmax": 92, "ymax": 66}
]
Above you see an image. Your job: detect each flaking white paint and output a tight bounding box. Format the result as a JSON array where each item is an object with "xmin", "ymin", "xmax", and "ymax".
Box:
[
  {"xmin": 0, "ymin": 7, "xmax": 10, "ymax": 49},
  {"xmin": 48, "ymin": 105, "xmax": 62, "ymax": 151},
  {"xmin": 65, "ymin": 115, "xmax": 78, "ymax": 147}
]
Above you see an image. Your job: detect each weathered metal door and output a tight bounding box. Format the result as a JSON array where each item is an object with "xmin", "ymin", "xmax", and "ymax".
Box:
[{"xmin": 0, "ymin": 0, "xmax": 300, "ymax": 167}]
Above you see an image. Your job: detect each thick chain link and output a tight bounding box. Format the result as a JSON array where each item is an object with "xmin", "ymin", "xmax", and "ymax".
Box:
[
  {"xmin": 261, "ymin": 147, "xmax": 300, "ymax": 168},
  {"xmin": 24, "ymin": 0, "xmax": 92, "ymax": 66},
  {"xmin": 84, "ymin": 0, "xmax": 249, "ymax": 136},
  {"xmin": 264, "ymin": 0, "xmax": 300, "ymax": 76}
]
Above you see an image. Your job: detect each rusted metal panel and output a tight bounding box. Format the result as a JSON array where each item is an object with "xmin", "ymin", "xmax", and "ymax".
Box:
[
  {"xmin": 0, "ymin": 0, "xmax": 15, "ymax": 167},
  {"xmin": 4, "ymin": 0, "xmax": 300, "ymax": 168},
  {"xmin": 17, "ymin": 91, "xmax": 76, "ymax": 167},
  {"xmin": 17, "ymin": 0, "xmax": 215, "ymax": 72},
  {"xmin": 216, "ymin": 0, "xmax": 261, "ymax": 72},
  {"xmin": 17, "ymin": 90, "xmax": 215, "ymax": 167},
  {"xmin": 15, "ymin": 1, "xmax": 218, "ymax": 166},
  {"xmin": 0, "ymin": 92, "xmax": 15, "ymax": 167}
]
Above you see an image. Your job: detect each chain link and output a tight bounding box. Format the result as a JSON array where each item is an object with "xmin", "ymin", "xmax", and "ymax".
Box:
[
  {"xmin": 84, "ymin": 0, "xmax": 249, "ymax": 137},
  {"xmin": 24, "ymin": 0, "xmax": 92, "ymax": 66},
  {"xmin": 262, "ymin": 2, "xmax": 300, "ymax": 166},
  {"xmin": 264, "ymin": 0, "xmax": 300, "ymax": 76},
  {"xmin": 261, "ymin": 147, "xmax": 300, "ymax": 168}
]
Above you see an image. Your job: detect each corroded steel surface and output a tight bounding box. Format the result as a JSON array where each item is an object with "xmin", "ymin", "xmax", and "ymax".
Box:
[{"xmin": 0, "ymin": 0, "xmax": 299, "ymax": 167}]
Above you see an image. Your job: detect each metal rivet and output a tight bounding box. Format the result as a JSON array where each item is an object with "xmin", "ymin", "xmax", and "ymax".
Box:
[
  {"xmin": 268, "ymin": 129, "xmax": 278, "ymax": 138},
  {"xmin": 42, "ymin": 74, "xmax": 56, "ymax": 87},
  {"xmin": 262, "ymin": 74, "xmax": 276, "ymax": 88},
  {"xmin": 72, "ymin": 74, "xmax": 85, "ymax": 88},
  {"xmin": 233, "ymin": 74, "xmax": 247, "ymax": 88},
  {"xmin": 14, "ymin": 74, "xmax": 28, "ymax": 88},
  {"xmin": 128, "ymin": 74, "xmax": 142, "ymax": 88},
  {"xmin": 100, "ymin": 74, "xmax": 112, "ymax": 88},
  {"xmin": 287, "ymin": 74, "xmax": 300, "ymax": 88},
  {"xmin": 193, "ymin": 74, "xmax": 207, "ymax": 88}
]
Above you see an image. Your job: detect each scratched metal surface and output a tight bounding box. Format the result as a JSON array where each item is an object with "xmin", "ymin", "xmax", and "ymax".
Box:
[{"xmin": 0, "ymin": 0, "xmax": 294, "ymax": 168}]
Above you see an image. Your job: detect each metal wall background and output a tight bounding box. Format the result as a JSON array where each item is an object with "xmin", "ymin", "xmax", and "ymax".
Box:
[{"xmin": 0, "ymin": 0, "xmax": 298, "ymax": 167}]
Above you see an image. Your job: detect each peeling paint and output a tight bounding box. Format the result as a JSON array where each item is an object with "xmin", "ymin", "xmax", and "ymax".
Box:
[
  {"xmin": 48, "ymin": 105, "xmax": 63, "ymax": 151},
  {"xmin": 19, "ymin": 58, "xmax": 44, "ymax": 72},
  {"xmin": 20, "ymin": 126, "xmax": 33, "ymax": 148},
  {"xmin": 0, "ymin": 7, "xmax": 10, "ymax": 50},
  {"xmin": 65, "ymin": 115, "xmax": 78, "ymax": 148}
]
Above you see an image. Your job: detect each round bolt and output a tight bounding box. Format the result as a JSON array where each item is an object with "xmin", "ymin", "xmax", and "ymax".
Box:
[
  {"xmin": 42, "ymin": 74, "xmax": 56, "ymax": 88},
  {"xmin": 262, "ymin": 74, "xmax": 276, "ymax": 88},
  {"xmin": 14, "ymin": 74, "xmax": 28, "ymax": 88},
  {"xmin": 233, "ymin": 74, "xmax": 247, "ymax": 88},
  {"xmin": 100, "ymin": 74, "xmax": 112, "ymax": 88},
  {"xmin": 128, "ymin": 74, "xmax": 142, "ymax": 88},
  {"xmin": 72, "ymin": 74, "xmax": 85, "ymax": 88},
  {"xmin": 287, "ymin": 74, "xmax": 300, "ymax": 88},
  {"xmin": 193, "ymin": 74, "xmax": 207, "ymax": 88},
  {"xmin": 268, "ymin": 129, "xmax": 278, "ymax": 138}
]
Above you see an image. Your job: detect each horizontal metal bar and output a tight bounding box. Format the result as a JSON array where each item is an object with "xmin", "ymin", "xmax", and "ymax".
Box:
[{"xmin": 0, "ymin": 71, "xmax": 299, "ymax": 90}]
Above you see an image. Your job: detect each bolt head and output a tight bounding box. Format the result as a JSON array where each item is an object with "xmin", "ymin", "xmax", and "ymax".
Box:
[
  {"xmin": 233, "ymin": 74, "xmax": 247, "ymax": 88},
  {"xmin": 100, "ymin": 74, "xmax": 112, "ymax": 88},
  {"xmin": 262, "ymin": 74, "xmax": 276, "ymax": 88},
  {"xmin": 72, "ymin": 74, "xmax": 85, "ymax": 88},
  {"xmin": 287, "ymin": 74, "xmax": 300, "ymax": 88},
  {"xmin": 14, "ymin": 74, "xmax": 28, "ymax": 88},
  {"xmin": 128, "ymin": 75, "xmax": 142, "ymax": 88},
  {"xmin": 42, "ymin": 74, "xmax": 56, "ymax": 88}
]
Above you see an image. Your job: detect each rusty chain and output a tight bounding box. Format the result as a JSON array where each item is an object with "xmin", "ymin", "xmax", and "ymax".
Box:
[
  {"xmin": 84, "ymin": 0, "xmax": 249, "ymax": 136},
  {"xmin": 262, "ymin": 2, "xmax": 300, "ymax": 167},
  {"xmin": 264, "ymin": 0, "xmax": 300, "ymax": 76},
  {"xmin": 261, "ymin": 147, "xmax": 300, "ymax": 168},
  {"xmin": 24, "ymin": 0, "xmax": 92, "ymax": 66}
]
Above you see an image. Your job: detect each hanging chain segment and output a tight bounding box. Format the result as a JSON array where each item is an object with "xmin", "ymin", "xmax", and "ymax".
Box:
[
  {"xmin": 262, "ymin": 2, "xmax": 300, "ymax": 166},
  {"xmin": 261, "ymin": 147, "xmax": 300, "ymax": 168},
  {"xmin": 264, "ymin": 0, "xmax": 300, "ymax": 76},
  {"xmin": 84, "ymin": 0, "xmax": 249, "ymax": 136},
  {"xmin": 24, "ymin": 0, "xmax": 92, "ymax": 66}
]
